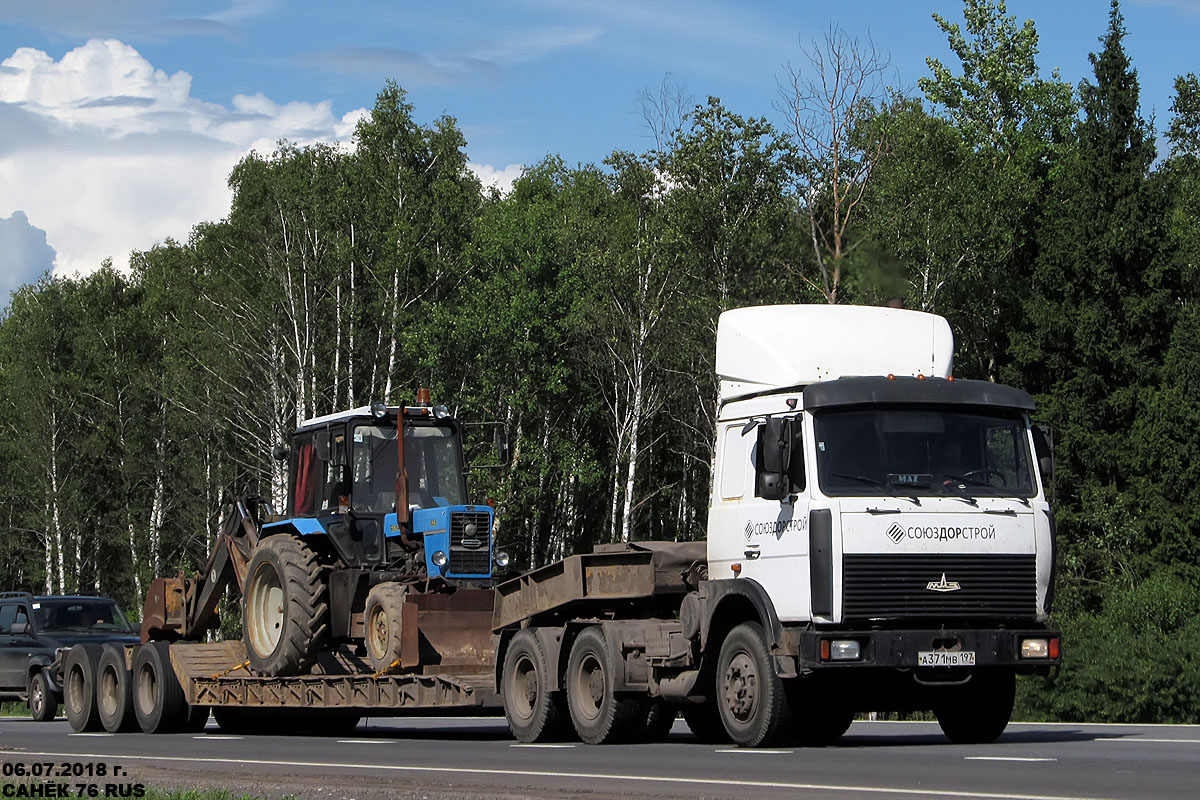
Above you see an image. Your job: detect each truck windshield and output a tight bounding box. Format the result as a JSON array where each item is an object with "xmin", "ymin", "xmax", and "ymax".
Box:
[
  {"xmin": 813, "ymin": 407, "xmax": 1036, "ymax": 498},
  {"xmin": 351, "ymin": 423, "xmax": 467, "ymax": 512},
  {"xmin": 34, "ymin": 599, "xmax": 133, "ymax": 633}
]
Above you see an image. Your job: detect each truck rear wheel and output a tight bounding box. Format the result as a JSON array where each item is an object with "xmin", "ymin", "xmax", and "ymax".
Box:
[
  {"xmin": 364, "ymin": 582, "xmax": 406, "ymax": 673},
  {"xmin": 935, "ymin": 669, "xmax": 1015, "ymax": 744},
  {"xmin": 133, "ymin": 642, "xmax": 188, "ymax": 733},
  {"xmin": 64, "ymin": 644, "xmax": 103, "ymax": 732},
  {"xmin": 502, "ymin": 629, "xmax": 567, "ymax": 743},
  {"xmin": 681, "ymin": 699, "xmax": 728, "ymax": 743},
  {"xmin": 96, "ymin": 644, "xmax": 138, "ymax": 733},
  {"xmin": 243, "ymin": 535, "xmax": 328, "ymax": 676},
  {"xmin": 29, "ymin": 670, "xmax": 57, "ymax": 722},
  {"xmin": 715, "ymin": 622, "xmax": 791, "ymax": 747},
  {"xmin": 565, "ymin": 626, "xmax": 641, "ymax": 744}
]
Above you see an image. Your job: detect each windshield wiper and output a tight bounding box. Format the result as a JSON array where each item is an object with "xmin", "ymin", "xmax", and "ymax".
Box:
[{"xmin": 832, "ymin": 473, "xmax": 920, "ymax": 503}]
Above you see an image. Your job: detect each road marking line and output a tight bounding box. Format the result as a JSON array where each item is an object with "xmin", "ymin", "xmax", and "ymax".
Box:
[
  {"xmin": 195, "ymin": 735, "xmax": 243, "ymax": 740},
  {"xmin": 714, "ymin": 748, "xmax": 794, "ymax": 754},
  {"xmin": 336, "ymin": 740, "xmax": 392, "ymax": 745},
  {"xmin": 66, "ymin": 733, "xmax": 113, "ymax": 737},
  {"xmin": 510, "ymin": 743, "xmax": 576, "ymax": 748},
  {"xmin": 1097, "ymin": 738, "xmax": 1200, "ymax": 744},
  {"xmin": 16, "ymin": 749, "xmax": 1121, "ymax": 800},
  {"xmin": 965, "ymin": 757, "xmax": 1057, "ymax": 762}
]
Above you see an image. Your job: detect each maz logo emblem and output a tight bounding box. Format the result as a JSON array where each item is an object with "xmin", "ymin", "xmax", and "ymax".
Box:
[{"xmin": 926, "ymin": 573, "xmax": 962, "ymax": 592}]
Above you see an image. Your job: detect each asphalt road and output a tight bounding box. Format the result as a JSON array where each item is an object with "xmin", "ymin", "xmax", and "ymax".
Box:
[{"xmin": 2, "ymin": 714, "xmax": 1198, "ymax": 800}]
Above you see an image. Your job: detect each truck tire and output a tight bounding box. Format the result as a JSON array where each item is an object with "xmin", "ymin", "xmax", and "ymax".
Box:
[
  {"xmin": 787, "ymin": 681, "xmax": 853, "ymax": 745},
  {"xmin": 96, "ymin": 645, "xmax": 138, "ymax": 733},
  {"xmin": 632, "ymin": 699, "xmax": 677, "ymax": 743},
  {"xmin": 715, "ymin": 622, "xmax": 791, "ymax": 747},
  {"xmin": 502, "ymin": 629, "xmax": 567, "ymax": 743},
  {"xmin": 29, "ymin": 670, "xmax": 57, "ymax": 722},
  {"xmin": 681, "ymin": 699, "xmax": 728, "ymax": 743},
  {"xmin": 935, "ymin": 669, "xmax": 1015, "ymax": 744},
  {"xmin": 364, "ymin": 582, "xmax": 406, "ymax": 673},
  {"xmin": 64, "ymin": 644, "xmax": 103, "ymax": 732},
  {"xmin": 243, "ymin": 535, "xmax": 328, "ymax": 677},
  {"xmin": 132, "ymin": 642, "xmax": 188, "ymax": 733},
  {"xmin": 564, "ymin": 626, "xmax": 641, "ymax": 744}
]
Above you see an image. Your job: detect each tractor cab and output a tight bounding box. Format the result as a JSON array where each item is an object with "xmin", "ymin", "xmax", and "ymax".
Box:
[{"xmin": 270, "ymin": 395, "xmax": 500, "ymax": 583}]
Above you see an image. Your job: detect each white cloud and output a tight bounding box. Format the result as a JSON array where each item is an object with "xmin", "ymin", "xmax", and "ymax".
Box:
[
  {"xmin": 469, "ymin": 162, "xmax": 524, "ymax": 194},
  {"xmin": 0, "ymin": 39, "xmax": 365, "ymax": 277},
  {"xmin": 0, "ymin": 210, "xmax": 56, "ymax": 310}
]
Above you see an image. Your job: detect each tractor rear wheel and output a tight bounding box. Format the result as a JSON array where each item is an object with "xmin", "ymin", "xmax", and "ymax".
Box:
[
  {"xmin": 243, "ymin": 535, "xmax": 328, "ymax": 676},
  {"xmin": 364, "ymin": 582, "xmax": 407, "ymax": 673}
]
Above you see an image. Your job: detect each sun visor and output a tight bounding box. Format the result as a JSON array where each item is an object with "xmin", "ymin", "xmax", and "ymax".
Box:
[{"xmin": 715, "ymin": 305, "xmax": 954, "ymax": 402}]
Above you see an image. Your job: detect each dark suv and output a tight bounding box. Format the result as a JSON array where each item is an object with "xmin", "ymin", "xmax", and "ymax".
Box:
[{"xmin": 0, "ymin": 592, "xmax": 140, "ymax": 721}]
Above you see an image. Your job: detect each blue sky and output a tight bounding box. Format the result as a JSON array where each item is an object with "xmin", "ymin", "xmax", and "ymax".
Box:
[{"xmin": 2, "ymin": 0, "xmax": 1198, "ymax": 295}]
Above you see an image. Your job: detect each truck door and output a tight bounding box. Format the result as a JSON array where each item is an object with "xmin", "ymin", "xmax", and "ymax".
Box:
[{"xmin": 707, "ymin": 416, "xmax": 813, "ymax": 622}]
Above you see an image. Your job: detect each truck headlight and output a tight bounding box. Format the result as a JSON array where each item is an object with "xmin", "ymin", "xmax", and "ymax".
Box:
[
  {"xmin": 494, "ymin": 551, "xmax": 510, "ymax": 568},
  {"xmin": 820, "ymin": 639, "xmax": 862, "ymax": 661},
  {"xmin": 1020, "ymin": 637, "xmax": 1060, "ymax": 659},
  {"xmin": 431, "ymin": 550, "xmax": 448, "ymax": 568}
]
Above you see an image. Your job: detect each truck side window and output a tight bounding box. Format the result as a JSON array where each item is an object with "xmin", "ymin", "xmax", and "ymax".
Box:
[{"xmin": 720, "ymin": 426, "xmax": 746, "ymax": 500}]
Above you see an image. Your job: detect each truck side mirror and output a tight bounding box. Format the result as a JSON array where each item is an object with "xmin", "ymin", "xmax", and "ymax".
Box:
[
  {"xmin": 758, "ymin": 418, "xmax": 792, "ymax": 501},
  {"xmin": 1032, "ymin": 423, "xmax": 1053, "ymax": 480},
  {"xmin": 494, "ymin": 428, "xmax": 511, "ymax": 465}
]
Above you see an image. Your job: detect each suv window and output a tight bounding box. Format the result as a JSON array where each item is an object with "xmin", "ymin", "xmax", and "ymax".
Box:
[
  {"xmin": 33, "ymin": 600, "xmax": 133, "ymax": 633},
  {"xmin": 0, "ymin": 603, "xmax": 20, "ymax": 633}
]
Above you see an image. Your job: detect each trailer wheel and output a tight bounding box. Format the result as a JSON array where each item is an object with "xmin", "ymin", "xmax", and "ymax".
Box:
[
  {"xmin": 96, "ymin": 645, "xmax": 138, "ymax": 733},
  {"xmin": 681, "ymin": 699, "xmax": 728, "ymax": 743},
  {"xmin": 502, "ymin": 629, "xmax": 566, "ymax": 743},
  {"xmin": 243, "ymin": 535, "xmax": 328, "ymax": 677},
  {"xmin": 565, "ymin": 626, "xmax": 641, "ymax": 744},
  {"xmin": 364, "ymin": 582, "xmax": 406, "ymax": 673},
  {"xmin": 132, "ymin": 642, "xmax": 188, "ymax": 733},
  {"xmin": 935, "ymin": 669, "xmax": 1015, "ymax": 744},
  {"xmin": 715, "ymin": 622, "xmax": 790, "ymax": 747},
  {"xmin": 29, "ymin": 670, "xmax": 57, "ymax": 722},
  {"xmin": 64, "ymin": 644, "xmax": 103, "ymax": 732}
]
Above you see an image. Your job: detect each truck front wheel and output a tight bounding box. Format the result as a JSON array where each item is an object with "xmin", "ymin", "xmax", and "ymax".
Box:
[
  {"xmin": 243, "ymin": 535, "xmax": 328, "ymax": 676},
  {"xmin": 502, "ymin": 629, "xmax": 566, "ymax": 743},
  {"xmin": 715, "ymin": 622, "xmax": 791, "ymax": 747},
  {"xmin": 934, "ymin": 668, "xmax": 1015, "ymax": 744}
]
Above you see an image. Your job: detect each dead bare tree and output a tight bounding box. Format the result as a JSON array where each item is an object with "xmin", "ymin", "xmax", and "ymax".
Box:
[
  {"xmin": 776, "ymin": 27, "xmax": 894, "ymax": 303},
  {"xmin": 637, "ymin": 73, "xmax": 694, "ymax": 153}
]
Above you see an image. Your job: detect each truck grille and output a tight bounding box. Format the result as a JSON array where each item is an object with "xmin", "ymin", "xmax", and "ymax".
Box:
[
  {"xmin": 448, "ymin": 511, "xmax": 491, "ymax": 575},
  {"xmin": 842, "ymin": 554, "xmax": 1036, "ymax": 621}
]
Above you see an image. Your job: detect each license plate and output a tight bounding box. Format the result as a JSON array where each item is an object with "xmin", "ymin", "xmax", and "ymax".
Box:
[{"xmin": 918, "ymin": 650, "xmax": 976, "ymax": 667}]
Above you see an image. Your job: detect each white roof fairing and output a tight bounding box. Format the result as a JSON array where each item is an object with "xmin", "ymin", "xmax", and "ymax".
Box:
[{"xmin": 716, "ymin": 305, "xmax": 954, "ymax": 402}]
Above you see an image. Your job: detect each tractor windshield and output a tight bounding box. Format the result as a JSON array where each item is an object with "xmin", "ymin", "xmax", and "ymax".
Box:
[{"xmin": 351, "ymin": 422, "xmax": 467, "ymax": 512}]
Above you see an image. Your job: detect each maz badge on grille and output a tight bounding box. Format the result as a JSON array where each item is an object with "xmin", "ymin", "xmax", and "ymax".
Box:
[{"xmin": 926, "ymin": 573, "xmax": 962, "ymax": 592}]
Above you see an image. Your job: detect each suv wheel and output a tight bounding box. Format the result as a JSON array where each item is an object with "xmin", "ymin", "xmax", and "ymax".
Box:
[{"xmin": 29, "ymin": 671, "xmax": 57, "ymax": 722}]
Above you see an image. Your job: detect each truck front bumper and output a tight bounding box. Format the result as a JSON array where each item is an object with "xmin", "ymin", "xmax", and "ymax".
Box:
[{"xmin": 789, "ymin": 626, "xmax": 1062, "ymax": 673}]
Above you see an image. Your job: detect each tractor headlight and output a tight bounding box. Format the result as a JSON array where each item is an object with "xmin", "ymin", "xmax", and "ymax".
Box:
[
  {"xmin": 431, "ymin": 550, "xmax": 448, "ymax": 568},
  {"xmin": 370, "ymin": 401, "xmax": 387, "ymax": 419},
  {"xmin": 494, "ymin": 551, "xmax": 510, "ymax": 568}
]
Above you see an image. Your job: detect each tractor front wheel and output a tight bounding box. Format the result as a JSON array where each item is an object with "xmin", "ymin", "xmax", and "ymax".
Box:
[{"xmin": 363, "ymin": 582, "xmax": 407, "ymax": 673}]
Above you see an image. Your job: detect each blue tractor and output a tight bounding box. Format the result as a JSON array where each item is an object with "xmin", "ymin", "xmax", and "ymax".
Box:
[{"xmin": 142, "ymin": 390, "xmax": 509, "ymax": 677}]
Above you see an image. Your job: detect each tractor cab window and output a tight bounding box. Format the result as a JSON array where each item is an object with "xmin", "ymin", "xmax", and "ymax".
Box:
[
  {"xmin": 351, "ymin": 422, "xmax": 467, "ymax": 513},
  {"xmin": 290, "ymin": 436, "xmax": 320, "ymax": 516}
]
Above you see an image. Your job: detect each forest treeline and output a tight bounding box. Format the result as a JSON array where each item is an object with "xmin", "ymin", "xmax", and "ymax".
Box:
[{"xmin": 3, "ymin": 0, "xmax": 1200, "ymax": 721}]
